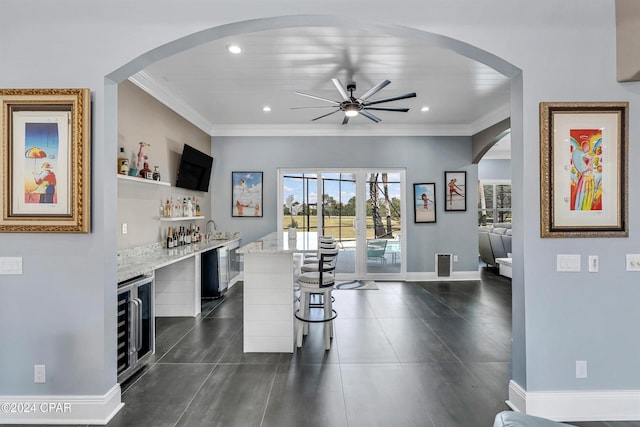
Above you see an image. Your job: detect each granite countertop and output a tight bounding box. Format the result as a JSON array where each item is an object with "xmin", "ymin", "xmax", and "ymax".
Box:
[
  {"xmin": 237, "ymin": 231, "xmax": 318, "ymax": 254},
  {"xmin": 117, "ymin": 232, "xmax": 241, "ymax": 283}
]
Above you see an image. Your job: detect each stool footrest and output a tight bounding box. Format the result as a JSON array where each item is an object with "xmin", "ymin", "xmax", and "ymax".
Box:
[{"xmin": 295, "ymin": 308, "xmax": 338, "ymax": 323}]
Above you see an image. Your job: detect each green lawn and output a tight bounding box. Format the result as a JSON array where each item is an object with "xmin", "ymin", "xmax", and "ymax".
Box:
[{"xmin": 283, "ymin": 215, "xmax": 401, "ymax": 240}]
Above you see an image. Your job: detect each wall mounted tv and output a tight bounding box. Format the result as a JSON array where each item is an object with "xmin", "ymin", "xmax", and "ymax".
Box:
[{"xmin": 175, "ymin": 144, "xmax": 214, "ymax": 192}]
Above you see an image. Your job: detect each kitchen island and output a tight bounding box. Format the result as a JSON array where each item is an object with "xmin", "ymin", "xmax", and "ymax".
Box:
[{"xmin": 238, "ymin": 231, "xmax": 317, "ymax": 353}]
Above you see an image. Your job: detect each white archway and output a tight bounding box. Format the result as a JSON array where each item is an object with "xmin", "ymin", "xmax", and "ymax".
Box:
[{"xmin": 104, "ymin": 12, "xmax": 525, "ymax": 390}]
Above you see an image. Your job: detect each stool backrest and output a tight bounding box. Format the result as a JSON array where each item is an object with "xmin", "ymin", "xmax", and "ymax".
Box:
[{"xmin": 318, "ymin": 247, "xmax": 339, "ymax": 287}]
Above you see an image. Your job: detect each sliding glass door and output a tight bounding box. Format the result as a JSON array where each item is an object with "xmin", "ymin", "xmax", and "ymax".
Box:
[
  {"xmin": 280, "ymin": 169, "xmax": 405, "ymax": 280},
  {"xmin": 364, "ymin": 171, "xmax": 403, "ymax": 277}
]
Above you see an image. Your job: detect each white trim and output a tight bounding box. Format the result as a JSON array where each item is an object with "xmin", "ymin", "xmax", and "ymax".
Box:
[
  {"xmin": 508, "ymin": 380, "xmax": 640, "ymax": 422},
  {"xmin": 211, "ymin": 123, "xmax": 473, "ymax": 137},
  {"xmin": 406, "ymin": 270, "xmax": 481, "ymax": 281},
  {"xmin": 0, "ymin": 384, "xmax": 123, "ymax": 425}
]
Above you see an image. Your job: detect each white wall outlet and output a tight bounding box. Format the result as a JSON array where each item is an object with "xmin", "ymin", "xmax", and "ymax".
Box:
[
  {"xmin": 626, "ymin": 254, "xmax": 640, "ymax": 271},
  {"xmin": 557, "ymin": 254, "xmax": 581, "ymax": 272},
  {"xmin": 34, "ymin": 364, "xmax": 46, "ymax": 383},
  {"xmin": 121, "ymin": 223, "xmax": 128, "ymax": 234},
  {"xmin": 588, "ymin": 255, "xmax": 599, "ymax": 273},
  {"xmin": 576, "ymin": 360, "xmax": 587, "ymax": 378},
  {"xmin": 453, "ymin": 255, "xmax": 459, "ymax": 262}
]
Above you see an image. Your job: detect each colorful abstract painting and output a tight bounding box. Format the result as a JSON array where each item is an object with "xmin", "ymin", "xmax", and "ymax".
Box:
[
  {"xmin": 569, "ymin": 129, "xmax": 602, "ymax": 211},
  {"xmin": 24, "ymin": 122, "xmax": 59, "ymax": 204}
]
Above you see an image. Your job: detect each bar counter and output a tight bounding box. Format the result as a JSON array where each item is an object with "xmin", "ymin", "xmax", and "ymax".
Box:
[{"xmin": 238, "ymin": 231, "xmax": 317, "ymax": 353}]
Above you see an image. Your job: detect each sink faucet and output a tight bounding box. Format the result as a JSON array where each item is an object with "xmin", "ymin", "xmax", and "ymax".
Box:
[{"xmin": 206, "ymin": 220, "xmax": 218, "ymax": 234}]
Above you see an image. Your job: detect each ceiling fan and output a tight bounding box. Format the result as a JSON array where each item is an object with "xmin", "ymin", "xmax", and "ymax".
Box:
[{"xmin": 293, "ymin": 78, "xmax": 416, "ymax": 125}]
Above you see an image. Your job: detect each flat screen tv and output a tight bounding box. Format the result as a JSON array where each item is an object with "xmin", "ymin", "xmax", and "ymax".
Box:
[{"xmin": 175, "ymin": 144, "xmax": 213, "ymax": 192}]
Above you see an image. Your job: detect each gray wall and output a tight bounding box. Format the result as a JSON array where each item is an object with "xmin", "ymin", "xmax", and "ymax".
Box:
[
  {"xmin": 211, "ymin": 136, "xmax": 478, "ymax": 272},
  {"xmin": 478, "ymin": 159, "xmax": 511, "ymax": 181}
]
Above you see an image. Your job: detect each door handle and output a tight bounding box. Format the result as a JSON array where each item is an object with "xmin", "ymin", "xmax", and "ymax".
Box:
[
  {"xmin": 129, "ymin": 299, "xmax": 139, "ymax": 356},
  {"xmin": 135, "ymin": 298, "xmax": 143, "ymax": 352}
]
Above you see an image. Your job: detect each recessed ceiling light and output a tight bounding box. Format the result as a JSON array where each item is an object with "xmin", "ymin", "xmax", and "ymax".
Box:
[
  {"xmin": 421, "ymin": 106, "xmax": 430, "ymax": 112},
  {"xmin": 226, "ymin": 44, "xmax": 242, "ymax": 54},
  {"xmin": 262, "ymin": 106, "xmax": 271, "ymax": 112}
]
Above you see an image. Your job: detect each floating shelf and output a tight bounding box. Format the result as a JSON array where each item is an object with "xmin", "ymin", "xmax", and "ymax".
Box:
[
  {"xmin": 117, "ymin": 174, "xmax": 170, "ymax": 187},
  {"xmin": 159, "ymin": 216, "xmax": 206, "ymax": 222}
]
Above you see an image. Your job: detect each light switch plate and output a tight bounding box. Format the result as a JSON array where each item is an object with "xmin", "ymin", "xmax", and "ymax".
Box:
[
  {"xmin": 0, "ymin": 257, "xmax": 22, "ymax": 275},
  {"xmin": 557, "ymin": 254, "xmax": 581, "ymax": 272},
  {"xmin": 626, "ymin": 254, "xmax": 640, "ymax": 271}
]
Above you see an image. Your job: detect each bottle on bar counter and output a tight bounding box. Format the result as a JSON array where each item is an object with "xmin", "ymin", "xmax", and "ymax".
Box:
[{"xmin": 166, "ymin": 227, "xmax": 173, "ymax": 248}]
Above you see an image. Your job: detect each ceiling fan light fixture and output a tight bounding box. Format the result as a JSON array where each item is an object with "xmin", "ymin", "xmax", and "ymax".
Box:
[
  {"xmin": 226, "ymin": 44, "xmax": 242, "ymax": 54},
  {"xmin": 344, "ymin": 104, "xmax": 359, "ymax": 117}
]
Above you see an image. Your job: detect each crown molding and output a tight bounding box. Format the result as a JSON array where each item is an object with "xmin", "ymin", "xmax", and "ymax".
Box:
[
  {"xmin": 209, "ymin": 123, "xmax": 472, "ymax": 137},
  {"xmin": 128, "ymin": 72, "xmax": 213, "ymax": 134}
]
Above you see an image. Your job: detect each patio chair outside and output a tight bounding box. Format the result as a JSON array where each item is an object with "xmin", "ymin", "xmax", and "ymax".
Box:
[{"xmin": 367, "ymin": 239, "xmax": 388, "ymax": 264}]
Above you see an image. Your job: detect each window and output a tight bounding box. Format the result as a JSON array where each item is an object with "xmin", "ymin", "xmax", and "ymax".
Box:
[{"xmin": 478, "ymin": 181, "xmax": 511, "ymax": 225}]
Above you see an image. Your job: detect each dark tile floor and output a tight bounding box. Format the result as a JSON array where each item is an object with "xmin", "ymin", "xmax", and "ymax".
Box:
[{"xmin": 12, "ymin": 269, "xmax": 638, "ymax": 427}]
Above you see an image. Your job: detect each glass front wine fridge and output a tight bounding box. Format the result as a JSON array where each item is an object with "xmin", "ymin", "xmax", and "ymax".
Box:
[{"xmin": 117, "ymin": 274, "xmax": 155, "ymax": 383}]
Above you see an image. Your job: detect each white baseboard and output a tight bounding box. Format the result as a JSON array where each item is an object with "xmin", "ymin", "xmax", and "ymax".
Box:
[
  {"xmin": 406, "ymin": 270, "xmax": 481, "ymax": 282},
  {"xmin": 0, "ymin": 384, "xmax": 123, "ymax": 425},
  {"xmin": 508, "ymin": 380, "xmax": 640, "ymax": 422}
]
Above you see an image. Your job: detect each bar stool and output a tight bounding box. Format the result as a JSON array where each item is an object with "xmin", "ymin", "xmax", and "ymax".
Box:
[
  {"xmin": 303, "ymin": 236, "xmax": 336, "ymax": 265},
  {"xmin": 295, "ymin": 248, "xmax": 338, "ymax": 350},
  {"xmin": 301, "ymin": 241, "xmax": 338, "ymax": 272}
]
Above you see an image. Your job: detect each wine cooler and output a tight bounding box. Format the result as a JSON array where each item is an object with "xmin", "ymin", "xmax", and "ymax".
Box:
[{"xmin": 117, "ymin": 274, "xmax": 155, "ymax": 383}]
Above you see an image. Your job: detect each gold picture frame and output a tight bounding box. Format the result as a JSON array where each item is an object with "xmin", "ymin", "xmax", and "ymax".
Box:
[
  {"xmin": 0, "ymin": 88, "xmax": 91, "ymax": 233},
  {"xmin": 540, "ymin": 101, "xmax": 628, "ymax": 238}
]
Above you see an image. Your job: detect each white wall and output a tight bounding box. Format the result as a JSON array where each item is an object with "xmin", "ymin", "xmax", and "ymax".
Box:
[{"xmin": 1, "ymin": 0, "xmax": 639, "ymax": 422}]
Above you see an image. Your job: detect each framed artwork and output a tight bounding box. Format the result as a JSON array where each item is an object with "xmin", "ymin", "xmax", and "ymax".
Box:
[
  {"xmin": 444, "ymin": 171, "xmax": 466, "ymax": 211},
  {"xmin": 540, "ymin": 102, "xmax": 628, "ymax": 238},
  {"xmin": 0, "ymin": 88, "xmax": 91, "ymax": 233},
  {"xmin": 413, "ymin": 183, "xmax": 436, "ymax": 223},
  {"xmin": 232, "ymin": 171, "xmax": 263, "ymax": 217}
]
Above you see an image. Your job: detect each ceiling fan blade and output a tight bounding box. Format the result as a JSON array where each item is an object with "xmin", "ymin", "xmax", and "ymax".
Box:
[
  {"xmin": 311, "ymin": 109, "xmax": 341, "ymax": 121},
  {"xmin": 364, "ymin": 92, "xmax": 417, "ymax": 106},
  {"xmin": 290, "ymin": 105, "xmax": 338, "ymax": 110},
  {"xmin": 365, "ymin": 107, "xmax": 410, "ymax": 112},
  {"xmin": 342, "ymin": 115, "xmax": 350, "ymax": 125},
  {"xmin": 357, "ymin": 79, "xmax": 391, "ymax": 102},
  {"xmin": 360, "ymin": 110, "xmax": 382, "ymax": 123},
  {"xmin": 294, "ymin": 91, "xmax": 340, "ymax": 106},
  {"xmin": 331, "ymin": 78, "xmax": 350, "ymax": 101}
]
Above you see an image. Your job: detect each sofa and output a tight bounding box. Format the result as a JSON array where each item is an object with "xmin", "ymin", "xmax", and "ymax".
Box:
[
  {"xmin": 493, "ymin": 411, "xmax": 576, "ymax": 427},
  {"xmin": 479, "ymin": 223, "xmax": 512, "ymax": 267}
]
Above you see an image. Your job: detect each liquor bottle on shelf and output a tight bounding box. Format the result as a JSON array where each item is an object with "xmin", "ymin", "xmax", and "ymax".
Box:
[
  {"xmin": 186, "ymin": 198, "xmax": 194, "ymax": 217},
  {"xmin": 164, "ymin": 199, "xmax": 172, "ymax": 218},
  {"xmin": 195, "ymin": 197, "xmax": 201, "ymax": 216},
  {"xmin": 166, "ymin": 227, "xmax": 173, "ymax": 248},
  {"xmin": 152, "ymin": 166, "xmax": 161, "ymax": 181},
  {"xmin": 118, "ymin": 147, "xmax": 129, "ymax": 175}
]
